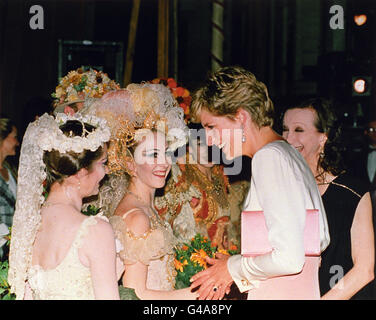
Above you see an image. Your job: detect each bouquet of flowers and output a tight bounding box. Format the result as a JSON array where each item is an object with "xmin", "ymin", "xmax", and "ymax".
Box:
[{"xmin": 173, "ymin": 233, "xmax": 238, "ymax": 289}]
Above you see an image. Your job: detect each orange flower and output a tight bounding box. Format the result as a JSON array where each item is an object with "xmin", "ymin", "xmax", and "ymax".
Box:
[
  {"xmin": 182, "ymin": 245, "xmax": 189, "ymax": 251},
  {"xmin": 175, "ymin": 87, "xmax": 185, "ymax": 96},
  {"xmin": 230, "ymin": 245, "xmax": 238, "ymax": 251},
  {"xmin": 190, "ymin": 249, "xmax": 208, "ymax": 268},
  {"xmin": 174, "ymin": 259, "xmax": 188, "ymax": 272}
]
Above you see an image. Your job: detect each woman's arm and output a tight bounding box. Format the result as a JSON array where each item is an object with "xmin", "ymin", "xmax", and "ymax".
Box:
[
  {"xmin": 85, "ymin": 219, "xmax": 120, "ymax": 300},
  {"xmin": 123, "ymin": 210, "xmax": 197, "ymax": 300},
  {"xmin": 228, "ymin": 148, "xmax": 307, "ymax": 290},
  {"xmin": 322, "ymin": 192, "xmax": 374, "ymax": 300},
  {"xmin": 125, "ymin": 261, "xmax": 197, "ymax": 300}
]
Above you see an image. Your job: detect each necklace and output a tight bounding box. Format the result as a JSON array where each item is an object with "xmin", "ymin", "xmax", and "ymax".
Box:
[{"xmin": 126, "ymin": 190, "xmax": 163, "ymax": 222}]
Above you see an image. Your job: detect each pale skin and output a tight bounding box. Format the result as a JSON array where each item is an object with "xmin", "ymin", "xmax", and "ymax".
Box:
[
  {"xmin": 283, "ymin": 108, "xmax": 374, "ymax": 300},
  {"xmin": 190, "ymin": 108, "xmax": 284, "ymax": 300},
  {"xmin": 26, "ymin": 146, "xmax": 120, "ymax": 300},
  {"xmin": 114, "ymin": 131, "xmax": 198, "ymax": 300}
]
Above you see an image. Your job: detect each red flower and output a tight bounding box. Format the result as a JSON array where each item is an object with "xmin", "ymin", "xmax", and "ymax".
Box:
[{"xmin": 167, "ymin": 78, "xmax": 177, "ymax": 88}]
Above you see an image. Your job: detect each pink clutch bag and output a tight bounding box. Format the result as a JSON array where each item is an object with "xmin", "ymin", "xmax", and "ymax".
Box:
[{"xmin": 241, "ymin": 209, "xmax": 320, "ymax": 257}]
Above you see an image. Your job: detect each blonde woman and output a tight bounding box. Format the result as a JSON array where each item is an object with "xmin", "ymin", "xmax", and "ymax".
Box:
[
  {"xmin": 189, "ymin": 66, "xmax": 330, "ymax": 300},
  {"xmin": 93, "ymin": 84, "xmax": 197, "ymax": 300}
]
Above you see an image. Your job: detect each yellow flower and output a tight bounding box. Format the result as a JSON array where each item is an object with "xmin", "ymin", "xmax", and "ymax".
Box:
[
  {"xmin": 217, "ymin": 249, "xmax": 230, "ymax": 255},
  {"xmin": 174, "ymin": 258, "xmax": 188, "ymax": 272},
  {"xmin": 190, "ymin": 249, "xmax": 208, "ymax": 268}
]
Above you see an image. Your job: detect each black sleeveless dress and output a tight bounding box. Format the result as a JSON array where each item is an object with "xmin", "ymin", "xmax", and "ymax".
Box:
[{"xmin": 320, "ymin": 172, "xmax": 373, "ymax": 299}]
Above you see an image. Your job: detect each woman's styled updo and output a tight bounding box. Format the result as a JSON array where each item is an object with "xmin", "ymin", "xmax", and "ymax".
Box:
[
  {"xmin": 288, "ymin": 98, "xmax": 346, "ymax": 176},
  {"xmin": 43, "ymin": 120, "xmax": 104, "ymax": 191}
]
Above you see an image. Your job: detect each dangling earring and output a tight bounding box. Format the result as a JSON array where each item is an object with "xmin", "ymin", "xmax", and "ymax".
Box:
[
  {"xmin": 77, "ymin": 179, "xmax": 81, "ymax": 191},
  {"xmin": 241, "ymin": 125, "xmax": 246, "ymax": 143}
]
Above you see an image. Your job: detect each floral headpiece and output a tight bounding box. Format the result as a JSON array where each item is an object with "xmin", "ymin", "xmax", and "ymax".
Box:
[
  {"xmin": 38, "ymin": 113, "xmax": 111, "ymax": 154},
  {"xmin": 92, "ymin": 83, "xmax": 188, "ymax": 176},
  {"xmin": 52, "ymin": 67, "xmax": 120, "ymax": 111},
  {"xmin": 150, "ymin": 78, "xmax": 192, "ymax": 123}
]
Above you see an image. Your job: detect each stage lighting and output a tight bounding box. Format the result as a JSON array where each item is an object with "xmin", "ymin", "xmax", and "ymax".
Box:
[
  {"xmin": 354, "ymin": 14, "xmax": 367, "ymax": 26},
  {"xmin": 354, "ymin": 79, "xmax": 366, "ymax": 93},
  {"xmin": 352, "ymin": 76, "xmax": 372, "ymax": 96}
]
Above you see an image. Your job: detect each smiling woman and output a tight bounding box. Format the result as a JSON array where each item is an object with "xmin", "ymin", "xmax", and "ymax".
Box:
[
  {"xmin": 91, "ymin": 83, "xmax": 198, "ymax": 300},
  {"xmin": 189, "ymin": 66, "xmax": 330, "ymax": 300},
  {"xmin": 283, "ymin": 98, "xmax": 374, "ymax": 300}
]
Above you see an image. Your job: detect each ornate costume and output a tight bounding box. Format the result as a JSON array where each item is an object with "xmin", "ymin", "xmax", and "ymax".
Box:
[
  {"xmin": 8, "ymin": 113, "xmax": 110, "ymax": 299},
  {"xmin": 155, "ymin": 161, "xmax": 248, "ymax": 250},
  {"xmin": 110, "ymin": 207, "xmax": 177, "ymax": 292},
  {"xmin": 92, "ymin": 83, "xmax": 188, "ymax": 298}
]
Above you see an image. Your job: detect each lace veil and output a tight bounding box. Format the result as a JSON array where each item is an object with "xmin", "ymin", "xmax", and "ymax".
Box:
[{"xmin": 8, "ymin": 113, "xmax": 110, "ymax": 299}]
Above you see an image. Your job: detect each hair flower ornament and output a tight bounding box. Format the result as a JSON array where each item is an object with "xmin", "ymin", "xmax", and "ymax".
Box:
[
  {"xmin": 52, "ymin": 67, "xmax": 120, "ymax": 114},
  {"xmin": 38, "ymin": 113, "xmax": 110, "ymax": 154},
  {"xmin": 92, "ymin": 83, "xmax": 188, "ymax": 176}
]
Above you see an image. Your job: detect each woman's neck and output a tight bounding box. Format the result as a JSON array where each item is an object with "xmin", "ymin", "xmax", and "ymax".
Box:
[
  {"xmin": 244, "ymin": 126, "xmax": 283, "ymax": 158},
  {"xmin": 47, "ymin": 183, "xmax": 82, "ymax": 212},
  {"xmin": 128, "ymin": 180, "xmax": 155, "ymax": 207}
]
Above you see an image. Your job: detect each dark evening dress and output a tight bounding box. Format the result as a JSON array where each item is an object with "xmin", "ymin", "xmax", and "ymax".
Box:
[{"xmin": 320, "ymin": 172, "xmax": 373, "ymax": 299}]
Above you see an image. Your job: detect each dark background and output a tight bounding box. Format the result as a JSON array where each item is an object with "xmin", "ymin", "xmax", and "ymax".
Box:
[{"xmin": 0, "ymin": 0, "xmax": 375, "ymax": 150}]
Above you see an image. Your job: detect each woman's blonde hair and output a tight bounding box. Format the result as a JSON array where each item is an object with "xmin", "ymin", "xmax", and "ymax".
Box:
[{"xmin": 191, "ymin": 66, "xmax": 275, "ymax": 128}]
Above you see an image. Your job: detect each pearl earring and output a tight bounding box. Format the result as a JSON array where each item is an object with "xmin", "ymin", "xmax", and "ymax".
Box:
[{"xmin": 241, "ymin": 126, "xmax": 246, "ymax": 143}]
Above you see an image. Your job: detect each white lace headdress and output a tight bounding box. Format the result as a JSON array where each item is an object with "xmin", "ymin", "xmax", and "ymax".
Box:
[{"xmin": 7, "ymin": 112, "xmax": 110, "ymax": 299}]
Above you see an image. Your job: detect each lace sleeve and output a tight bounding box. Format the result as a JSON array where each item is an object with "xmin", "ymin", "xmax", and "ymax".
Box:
[{"xmin": 109, "ymin": 215, "xmax": 175, "ymax": 266}]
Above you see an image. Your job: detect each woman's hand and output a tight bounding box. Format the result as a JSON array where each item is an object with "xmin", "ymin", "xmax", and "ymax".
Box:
[
  {"xmin": 179, "ymin": 287, "xmax": 200, "ymax": 300},
  {"xmin": 190, "ymin": 253, "xmax": 233, "ymax": 300}
]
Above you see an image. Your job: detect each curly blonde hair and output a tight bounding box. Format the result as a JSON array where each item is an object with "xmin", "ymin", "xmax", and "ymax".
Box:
[{"xmin": 191, "ymin": 66, "xmax": 275, "ymax": 128}]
